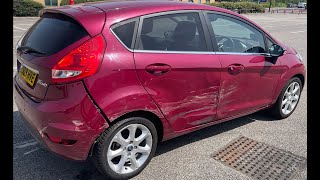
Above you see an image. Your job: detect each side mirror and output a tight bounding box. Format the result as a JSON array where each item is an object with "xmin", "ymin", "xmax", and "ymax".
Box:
[{"xmin": 268, "ymin": 44, "xmax": 285, "ymax": 57}]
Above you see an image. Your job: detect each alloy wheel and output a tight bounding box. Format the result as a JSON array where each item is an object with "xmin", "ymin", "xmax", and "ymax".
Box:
[
  {"xmin": 107, "ymin": 124, "xmax": 152, "ymax": 174},
  {"xmin": 281, "ymin": 82, "xmax": 301, "ymax": 115}
]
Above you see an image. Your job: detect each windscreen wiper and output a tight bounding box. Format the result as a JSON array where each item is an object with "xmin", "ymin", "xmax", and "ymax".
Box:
[{"xmin": 17, "ymin": 46, "xmax": 46, "ymax": 56}]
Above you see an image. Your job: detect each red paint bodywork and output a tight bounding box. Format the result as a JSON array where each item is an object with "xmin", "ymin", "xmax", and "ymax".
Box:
[
  {"xmin": 217, "ymin": 55, "xmax": 280, "ymax": 119},
  {"xmin": 14, "ymin": 1, "xmax": 306, "ymax": 160},
  {"xmin": 14, "ymin": 81, "xmax": 108, "ymax": 160}
]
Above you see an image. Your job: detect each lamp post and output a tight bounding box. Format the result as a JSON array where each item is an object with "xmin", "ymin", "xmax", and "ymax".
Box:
[
  {"xmin": 70, "ymin": 0, "xmax": 74, "ymax": 5},
  {"xmin": 268, "ymin": 0, "xmax": 272, "ymax": 12}
]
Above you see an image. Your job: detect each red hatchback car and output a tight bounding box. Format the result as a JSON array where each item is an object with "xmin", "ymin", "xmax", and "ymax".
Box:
[{"xmin": 14, "ymin": 1, "xmax": 305, "ymax": 179}]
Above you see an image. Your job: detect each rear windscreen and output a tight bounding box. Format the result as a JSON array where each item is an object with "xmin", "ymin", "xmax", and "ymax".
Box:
[{"xmin": 21, "ymin": 13, "xmax": 88, "ymax": 56}]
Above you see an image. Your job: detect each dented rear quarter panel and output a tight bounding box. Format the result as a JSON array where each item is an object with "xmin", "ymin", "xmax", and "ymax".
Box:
[{"xmin": 83, "ymin": 21, "xmax": 174, "ymax": 141}]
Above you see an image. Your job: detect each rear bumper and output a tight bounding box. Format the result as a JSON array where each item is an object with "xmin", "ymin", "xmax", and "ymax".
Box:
[{"xmin": 14, "ymin": 80, "xmax": 109, "ymax": 161}]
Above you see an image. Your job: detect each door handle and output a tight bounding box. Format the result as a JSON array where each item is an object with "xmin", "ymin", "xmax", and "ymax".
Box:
[
  {"xmin": 228, "ymin": 64, "xmax": 245, "ymax": 74},
  {"xmin": 145, "ymin": 63, "xmax": 171, "ymax": 76}
]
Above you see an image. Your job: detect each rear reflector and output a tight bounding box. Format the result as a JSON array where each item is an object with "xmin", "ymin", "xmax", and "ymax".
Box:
[
  {"xmin": 45, "ymin": 133, "xmax": 77, "ymax": 145},
  {"xmin": 52, "ymin": 34, "xmax": 106, "ymax": 84}
]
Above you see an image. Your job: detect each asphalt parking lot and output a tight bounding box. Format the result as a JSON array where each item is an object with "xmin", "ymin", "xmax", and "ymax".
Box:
[{"xmin": 13, "ymin": 13, "xmax": 307, "ymax": 180}]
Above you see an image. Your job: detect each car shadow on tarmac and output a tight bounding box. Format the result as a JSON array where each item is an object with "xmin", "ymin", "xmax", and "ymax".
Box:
[{"xmin": 155, "ymin": 113, "xmax": 258, "ymax": 156}]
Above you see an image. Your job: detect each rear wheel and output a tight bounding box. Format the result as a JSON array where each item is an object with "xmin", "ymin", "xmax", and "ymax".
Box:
[
  {"xmin": 92, "ymin": 117, "xmax": 158, "ymax": 180},
  {"xmin": 270, "ymin": 77, "xmax": 302, "ymax": 119}
]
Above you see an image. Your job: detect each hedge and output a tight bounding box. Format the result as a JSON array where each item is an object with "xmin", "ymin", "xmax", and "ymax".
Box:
[
  {"xmin": 13, "ymin": 0, "xmax": 44, "ymax": 17},
  {"xmin": 60, "ymin": 0, "xmax": 103, "ymax": 6},
  {"xmin": 211, "ymin": 2, "xmax": 265, "ymax": 13},
  {"xmin": 260, "ymin": 2, "xmax": 287, "ymax": 8}
]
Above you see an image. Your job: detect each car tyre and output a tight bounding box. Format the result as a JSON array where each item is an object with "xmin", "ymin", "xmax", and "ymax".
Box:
[
  {"xmin": 270, "ymin": 77, "xmax": 302, "ymax": 119},
  {"xmin": 92, "ymin": 117, "xmax": 158, "ymax": 180}
]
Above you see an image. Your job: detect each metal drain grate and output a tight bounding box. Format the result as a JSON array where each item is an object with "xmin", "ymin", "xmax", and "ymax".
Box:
[{"xmin": 212, "ymin": 136, "xmax": 307, "ymax": 180}]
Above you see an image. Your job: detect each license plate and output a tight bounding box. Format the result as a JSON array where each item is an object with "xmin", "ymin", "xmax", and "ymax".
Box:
[{"xmin": 19, "ymin": 65, "xmax": 38, "ymax": 87}]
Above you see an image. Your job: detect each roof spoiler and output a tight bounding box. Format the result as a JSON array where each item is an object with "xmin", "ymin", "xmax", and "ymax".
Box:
[{"xmin": 39, "ymin": 5, "xmax": 106, "ymax": 37}]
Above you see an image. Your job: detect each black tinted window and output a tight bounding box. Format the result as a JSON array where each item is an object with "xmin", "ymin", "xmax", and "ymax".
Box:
[
  {"xmin": 113, "ymin": 21, "xmax": 136, "ymax": 48},
  {"xmin": 208, "ymin": 13, "xmax": 265, "ymax": 53},
  {"xmin": 139, "ymin": 13, "xmax": 207, "ymax": 51},
  {"xmin": 21, "ymin": 13, "xmax": 88, "ymax": 56}
]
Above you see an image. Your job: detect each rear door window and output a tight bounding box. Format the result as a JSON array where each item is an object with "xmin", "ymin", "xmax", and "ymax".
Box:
[
  {"xmin": 138, "ymin": 12, "xmax": 207, "ymax": 51},
  {"xmin": 21, "ymin": 13, "xmax": 88, "ymax": 56}
]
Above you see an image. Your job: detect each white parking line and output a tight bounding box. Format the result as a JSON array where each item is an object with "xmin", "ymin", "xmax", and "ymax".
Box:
[
  {"xmin": 261, "ymin": 23, "xmax": 306, "ymax": 27},
  {"xmin": 13, "ymin": 26, "xmax": 26, "ymax": 31},
  {"xmin": 14, "ymin": 19, "xmax": 38, "ymax": 22},
  {"xmin": 24, "ymin": 148, "xmax": 40, "ymax": 155},
  {"xmin": 295, "ymin": 23, "xmax": 307, "ymax": 26},
  {"xmin": 15, "ymin": 24, "xmax": 33, "ymax": 26},
  {"xmin": 290, "ymin": 30, "xmax": 306, "ymax": 34},
  {"xmin": 14, "ymin": 140, "xmax": 38, "ymax": 149}
]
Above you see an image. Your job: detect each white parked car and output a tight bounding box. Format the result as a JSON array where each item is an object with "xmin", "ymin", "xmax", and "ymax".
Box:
[{"xmin": 297, "ymin": 2, "xmax": 307, "ymax": 8}]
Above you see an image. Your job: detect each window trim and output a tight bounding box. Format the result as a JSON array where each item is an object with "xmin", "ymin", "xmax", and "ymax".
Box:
[
  {"xmin": 203, "ymin": 10, "xmax": 268, "ymax": 54},
  {"xmin": 109, "ymin": 10, "xmax": 278, "ymax": 56},
  {"xmin": 134, "ymin": 10, "xmax": 212, "ymax": 52},
  {"xmin": 134, "ymin": 49, "xmax": 269, "ymax": 56},
  {"xmin": 110, "ymin": 17, "xmax": 140, "ymax": 52}
]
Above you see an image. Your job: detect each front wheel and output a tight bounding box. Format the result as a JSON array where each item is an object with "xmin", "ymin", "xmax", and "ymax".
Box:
[
  {"xmin": 270, "ymin": 77, "xmax": 302, "ymax": 119},
  {"xmin": 92, "ymin": 117, "xmax": 158, "ymax": 180}
]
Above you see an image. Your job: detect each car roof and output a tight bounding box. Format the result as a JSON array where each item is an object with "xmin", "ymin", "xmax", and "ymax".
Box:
[
  {"xmin": 86, "ymin": 0, "xmax": 225, "ymax": 13},
  {"xmin": 84, "ymin": 0, "xmax": 238, "ymax": 24},
  {"xmin": 51, "ymin": 0, "xmax": 238, "ymax": 24},
  {"xmin": 43, "ymin": 0, "xmax": 279, "ymax": 44}
]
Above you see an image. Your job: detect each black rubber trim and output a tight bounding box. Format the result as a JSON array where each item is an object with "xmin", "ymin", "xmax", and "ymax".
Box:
[{"xmin": 82, "ymin": 81, "xmax": 111, "ymax": 125}]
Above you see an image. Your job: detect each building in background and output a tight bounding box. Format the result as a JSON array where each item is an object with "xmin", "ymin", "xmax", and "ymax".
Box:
[
  {"xmin": 181, "ymin": 0, "xmax": 215, "ymax": 3},
  {"xmin": 33, "ymin": 0, "xmax": 215, "ymax": 7},
  {"xmin": 34, "ymin": 0, "xmax": 61, "ymax": 6}
]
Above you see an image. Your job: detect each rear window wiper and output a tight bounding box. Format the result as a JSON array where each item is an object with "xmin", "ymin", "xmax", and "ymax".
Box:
[{"xmin": 17, "ymin": 46, "xmax": 47, "ymax": 56}]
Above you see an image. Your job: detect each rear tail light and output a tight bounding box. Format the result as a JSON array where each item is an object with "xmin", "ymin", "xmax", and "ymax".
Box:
[{"xmin": 52, "ymin": 34, "xmax": 106, "ymax": 84}]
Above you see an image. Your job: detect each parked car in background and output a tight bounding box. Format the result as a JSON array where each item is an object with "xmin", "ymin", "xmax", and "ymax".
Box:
[
  {"xmin": 14, "ymin": 1, "xmax": 306, "ymax": 179},
  {"xmin": 287, "ymin": 3, "xmax": 298, "ymax": 8},
  {"xmin": 297, "ymin": 2, "xmax": 306, "ymax": 8}
]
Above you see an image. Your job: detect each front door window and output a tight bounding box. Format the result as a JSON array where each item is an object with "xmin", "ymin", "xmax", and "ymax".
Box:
[{"xmin": 207, "ymin": 13, "xmax": 266, "ymax": 53}]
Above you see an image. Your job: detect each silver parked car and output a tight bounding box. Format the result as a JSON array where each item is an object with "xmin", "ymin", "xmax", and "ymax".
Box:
[{"xmin": 297, "ymin": 2, "xmax": 307, "ymax": 8}]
